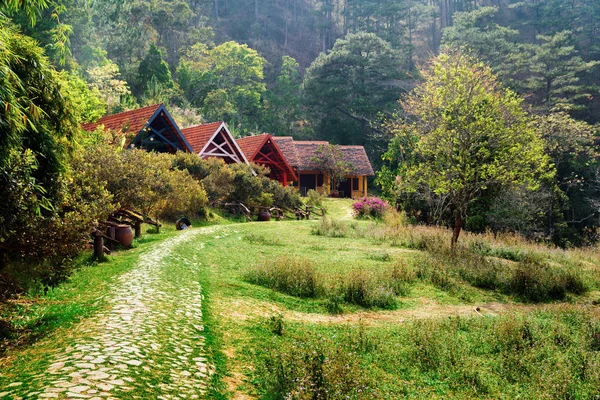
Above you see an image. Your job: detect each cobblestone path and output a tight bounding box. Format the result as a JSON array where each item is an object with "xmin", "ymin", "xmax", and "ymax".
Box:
[{"xmin": 1, "ymin": 227, "xmax": 220, "ymax": 400}]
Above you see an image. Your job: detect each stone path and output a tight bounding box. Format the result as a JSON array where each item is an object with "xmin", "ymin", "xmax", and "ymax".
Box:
[{"xmin": 1, "ymin": 227, "xmax": 220, "ymax": 399}]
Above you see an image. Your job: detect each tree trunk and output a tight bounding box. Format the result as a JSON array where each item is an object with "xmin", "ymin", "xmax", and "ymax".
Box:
[
  {"xmin": 451, "ymin": 214, "xmax": 463, "ymax": 251},
  {"xmin": 215, "ymin": 0, "xmax": 219, "ymax": 20}
]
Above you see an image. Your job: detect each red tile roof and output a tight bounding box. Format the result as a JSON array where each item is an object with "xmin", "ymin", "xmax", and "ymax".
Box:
[
  {"xmin": 237, "ymin": 134, "xmax": 270, "ymax": 160},
  {"xmin": 271, "ymin": 136, "xmax": 299, "ymax": 166},
  {"xmin": 180, "ymin": 122, "xmax": 223, "ymax": 153},
  {"xmin": 82, "ymin": 104, "xmax": 162, "ymax": 135},
  {"xmin": 272, "ymin": 137, "xmax": 374, "ymax": 176},
  {"xmin": 237, "ymin": 134, "xmax": 297, "ymax": 181}
]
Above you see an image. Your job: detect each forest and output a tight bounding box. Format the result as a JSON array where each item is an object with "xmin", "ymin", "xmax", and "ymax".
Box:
[{"xmin": 1, "ymin": 0, "xmax": 600, "ymax": 293}]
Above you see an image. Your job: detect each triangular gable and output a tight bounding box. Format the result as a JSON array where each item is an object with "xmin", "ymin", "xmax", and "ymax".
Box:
[
  {"xmin": 238, "ymin": 134, "xmax": 297, "ymax": 184},
  {"xmin": 82, "ymin": 104, "xmax": 193, "ymax": 153},
  {"xmin": 182, "ymin": 122, "xmax": 249, "ymax": 165}
]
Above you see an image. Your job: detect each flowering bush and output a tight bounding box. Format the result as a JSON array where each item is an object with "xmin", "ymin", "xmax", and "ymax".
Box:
[{"xmin": 353, "ymin": 196, "xmax": 388, "ymax": 219}]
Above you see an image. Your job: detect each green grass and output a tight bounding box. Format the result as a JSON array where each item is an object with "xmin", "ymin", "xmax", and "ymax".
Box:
[{"xmin": 2, "ymin": 200, "xmax": 599, "ymax": 399}]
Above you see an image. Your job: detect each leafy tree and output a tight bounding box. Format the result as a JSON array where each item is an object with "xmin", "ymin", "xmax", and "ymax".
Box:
[
  {"xmin": 303, "ymin": 32, "xmax": 404, "ymax": 154},
  {"xmin": 60, "ymin": 71, "xmax": 106, "ymax": 123},
  {"xmin": 136, "ymin": 42, "xmax": 174, "ymax": 97},
  {"xmin": 264, "ymin": 56, "xmax": 303, "ymax": 135},
  {"xmin": 86, "ymin": 60, "xmax": 133, "ymax": 113},
  {"xmin": 393, "ymin": 52, "xmax": 550, "ymax": 248},
  {"xmin": 0, "ymin": 20, "xmax": 105, "ymax": 289},
  {"xmin": 177, "ymin": 41, "xmax": 266, "ymax": 133},
  {"xmin": 311, "ymin": 144, "xmax": 353, "ymax": 194},
  {"xmin": 537, "ymin": 112, "xmax": 600, "ymax": 245}
]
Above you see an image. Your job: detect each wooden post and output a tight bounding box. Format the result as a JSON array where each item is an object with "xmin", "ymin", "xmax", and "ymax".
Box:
[
  {"xmin": 283, "ymin": 170, "xmax": 287, "ymax": 187},
  {"xmin": 134, "ymin": 221, "xmax": 141, "ymax": 238},
  {"xmin": 106, "ymin": 226, "xmax": 115, "ymax": 251},
  {"xmin": 93, "ymin": 231, "xmax": 104, "ymax": 260}
]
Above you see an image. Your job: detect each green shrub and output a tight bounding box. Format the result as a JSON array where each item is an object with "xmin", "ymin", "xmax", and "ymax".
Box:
[
  {"xmin": 268, "ymin": 314, "xmax": 285, "ymax": 336},
  {"xmin": 245, "ymin": 257, "xmax": 321, "ymax": 298},
  {"xmin": 324, "ymin": 292, "xmax": 345, "ymax": 314},
  {"xmin": 390, "ymin": 262, "xmax": 415, "ymax": 296},
  {"xmin": 306, "ymin": 189, "xmax": 325, "ymax": 207},
  {"xmin": 506, "ymin": 260, "xmax": 586, "ymax": 302},
  {"xmin": 312, "ymin": 217, "xmax": 349, "ymax": 238},
  {"xmin": 256, "ymin": 332, "xmax": 373, "ymax": 399},
  {"xmin": 343, "ymin": 269, "xmax": 398, "ymax": 309}
]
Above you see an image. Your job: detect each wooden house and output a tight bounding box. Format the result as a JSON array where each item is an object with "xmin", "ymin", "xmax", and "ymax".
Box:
[
  {"xmin": 236, "ymin": 134, "xmax": 297, "ymax": 186},
  {"xmin": 272, "ymin": 137, "xmax": 374, "ymax": 198},
  {"xmin": 82, "ymin": 104, "xmax": 193, "ymax": 153},
  {"xmin": 181, "ymin": 122, "xmax": 249, "ymax": 165}
]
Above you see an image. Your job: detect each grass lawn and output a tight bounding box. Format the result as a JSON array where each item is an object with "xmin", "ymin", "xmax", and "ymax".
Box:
[
  {"xmin": 196, "ymin": 199, "xmax": 600, "ymax": 399},
  {"xmin": 1, "ymin": 199, "xmax": 599, "ymax": 399}
]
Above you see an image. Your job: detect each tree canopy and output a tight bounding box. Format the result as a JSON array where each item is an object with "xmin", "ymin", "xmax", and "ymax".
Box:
[{"xmin": 394, "ymin": 52, "xmax": 551, "ymax": 247}]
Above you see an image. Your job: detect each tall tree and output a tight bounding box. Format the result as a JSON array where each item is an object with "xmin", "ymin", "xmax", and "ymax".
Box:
[
  {"xmin": 264, "ymin": 56, "xmax": 303, "ymax": 135},
  {"xmin": 393, "ymin": 51, "xmax": 550, "ymax": 248},
  {"xmin": 303, "ymin": 32, "xmax": 405, "ymax": 155},
  {"xmin": 177, "ymin": 41, "xmax": 266, "ymax": 134},
  {"xmin": 136, "ymin": 42, "xmax": 174, "ymax": 97},
  {"xmin": 517, "ymin": 31, "xmax": 599, "ymax": 111}
]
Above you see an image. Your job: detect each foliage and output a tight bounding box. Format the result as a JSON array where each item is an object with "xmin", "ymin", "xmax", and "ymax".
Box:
[
  {"xmin": 136, "ymin": 42, "xmax": 174, "ymax": 97},
  {"xmin": 246, "ymin": 257, "xmax": 319, "ymax": 298},
  {"xmin": 311, "ymin": 144, "xmax": 353, "ymax": 192},
  {"xmin": 263, "ymin": 56, "xmax": 303, "ymax": 136},
  {"xmin": 394, "ymin": 51, "xmax": 551, "ymax": 247},
  {"xmin": 257, "ymin": 330, "xmax": 373, "ymax": 399},
  {"xmin": 177, "ymin": 41, "xmax": 266, "ymax": 134},
  {"xmin": 171, "ymin": 153, "xmax": 302, "ymax": 210},
  {"xmin": 311, "ymin": 217, "xmax": 349, "ymax": 238},
  {"xmin": 516, "ymin": 31, "xmax": 600, "ymax": 110},
  {"xmin": 60, "ymin": 71, "xmax": 106, "ymax": 123},
  {"xmin": 86, "ymin": 60, "xmax": 133, "ymax": 114},
  {"xmin": 353, "ymin": 197, "xmax": 389, "ymax": 219},
  {"xmin": 0, "ymin": 20, "xmax": 87, "ymax": 293},
  {"xmin": 77, "ymin": 142, "xmax": 208, "ymax": 220},
  {"xmin": 306, "ymin": 189, "xmax": 325, "ymax": 207},
  {"xmin": 304, "ymin": 32, "xmax": 404, "ymax": 155}
]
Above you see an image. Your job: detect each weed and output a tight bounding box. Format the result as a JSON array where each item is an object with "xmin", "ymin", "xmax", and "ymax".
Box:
[
  {"xmin": 243, "ymin": 233, "xmax": 281, "ymax": 246},
  {"xmin": 366, "ymin": 251, "xmax": 392, "ymax": 262},
  {"xmin": 311, "ymin": 216, "xmax": 349, "ymax": 238},
  {"xmin": 324, "ymin": 292, "xmax": 344, "ymax": 314},
  {"xmin": 245, "ymin": 257, "xmax": 321, "ymax": 298},
  {"xmin": 343, "ymin": 269, "xmax": 398, "ymax": 309},
  {"xmin": 256, "ymin": 328, "xmax": 374, "ymax": 399},
  {"xmin": 268, "ymin": 313, "xmax": 285, "ymax": 336}
]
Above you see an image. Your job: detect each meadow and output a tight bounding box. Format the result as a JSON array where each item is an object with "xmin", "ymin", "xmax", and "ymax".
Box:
[
  {"xmin": 1, "ymin": 199, "xmax": 599, "ymax": 399},
  {"xmin": 200, "ymin": 199, "xmax": 600, "ymax": 399}
]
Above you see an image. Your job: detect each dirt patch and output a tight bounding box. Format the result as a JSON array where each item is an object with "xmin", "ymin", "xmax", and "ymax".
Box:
[{"xmin": 221, "ymin": 297, "xmax": 554, "ymax": 328}]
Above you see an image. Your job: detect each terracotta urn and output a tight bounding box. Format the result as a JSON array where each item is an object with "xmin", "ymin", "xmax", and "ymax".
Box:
[{"xmin": 114, "ymin": 224, "xmax": 134, "ymax": 247}]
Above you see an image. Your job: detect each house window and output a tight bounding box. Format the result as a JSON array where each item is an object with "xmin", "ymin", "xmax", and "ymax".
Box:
[{"xmin": 353, "ymin": 177, "xmax": 359, "ymax": 191}]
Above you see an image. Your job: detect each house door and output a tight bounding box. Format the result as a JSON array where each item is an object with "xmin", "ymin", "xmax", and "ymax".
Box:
[
  {"xmin": 336, "ymin": 178, "xmax": 352, "ymax": 198},
  {"xmin": 299, "ymin": 174, "xmax": 316, "ymax": 196}
]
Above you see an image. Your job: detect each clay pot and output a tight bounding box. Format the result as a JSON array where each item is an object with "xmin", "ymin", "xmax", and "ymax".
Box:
[
  {"xmin": 258, "ymin": 210, "xmax": 271, "ymax": 222},
  {"xmin": 114, "ymin": 224, "xmax": 134, "ymax": 247}
]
